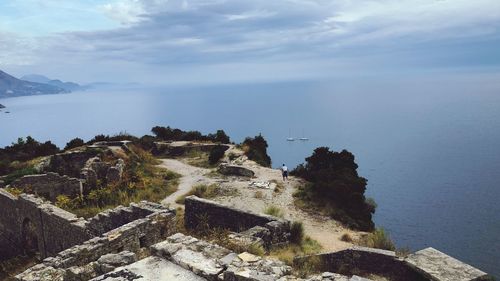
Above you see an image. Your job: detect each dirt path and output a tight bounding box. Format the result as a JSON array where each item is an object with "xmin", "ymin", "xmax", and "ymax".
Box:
[
  {"xmin": 158, "ymin": 159, "xmax": 214, "ymax": 209},
  {"xmin": 157, "ymin": 154, "xmax": 363, "ymax": 252}
]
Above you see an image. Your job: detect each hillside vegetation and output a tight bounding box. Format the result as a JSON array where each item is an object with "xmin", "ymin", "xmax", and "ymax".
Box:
[{"xmin": 292, "ymin": 147, "xmax": 376, "ymax": 231}]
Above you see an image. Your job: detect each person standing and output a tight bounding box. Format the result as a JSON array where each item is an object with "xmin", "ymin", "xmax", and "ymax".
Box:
[{"xmin": 281, "ymin": 164, "xmax": 288, "ymax": 181}]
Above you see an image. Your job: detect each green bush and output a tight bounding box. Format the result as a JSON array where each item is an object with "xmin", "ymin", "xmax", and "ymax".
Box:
[
  {"xmin": 264, "ymin": 205, "xmax": 284, "ymax": 218},
  {"xmin": 0, "ymin": 136, "xmax": 59, "ymax": 175},
  {"xmin": 291, "ymin": 147, "xmax": 375, "ymax": 231},
  {"xmin": 242, "ymin": 134, "xmax": 271, "ymax": 167},
  {"xmin": 64, "ymin": 138, "xmax": 85, "ymax": 150},
  {"xmin": 151, "ymin": 126, "xmax": 230, "ymax": 143},
  {"xmin": 3, "ymin": 167, "xmax": 39, "ymax": 185},
  {"xmin": 290, "ymin": 221, "xmax": 304, "ymax": 244},
  {"xmin": 176, "ymin": 184, "xmax": 220, "ymax": 204},
  {"xmin": 208, "ymin": 145, "xmax": 228, "ymax": 165},
  {"xmin": 361, "ymin": 228, "xmax": 395, "ymax": 251}
]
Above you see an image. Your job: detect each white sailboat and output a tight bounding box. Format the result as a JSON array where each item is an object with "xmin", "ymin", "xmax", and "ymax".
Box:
[
  {"xmin": 299, "ymin": 129, "xmax": 309, "ymax": 141},
  {"xmin": 286, "ymin": 128, "xmax": 295, "ymax": 141}
]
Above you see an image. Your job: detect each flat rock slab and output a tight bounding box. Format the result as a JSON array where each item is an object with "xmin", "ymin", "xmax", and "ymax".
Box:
[
  {"xmin": 405, "ymin": 247, "xmax": 489, "ymax": 281},
  {"xmin": 91, "ymin": 256, "xmax": 207, "ymax": 281}
]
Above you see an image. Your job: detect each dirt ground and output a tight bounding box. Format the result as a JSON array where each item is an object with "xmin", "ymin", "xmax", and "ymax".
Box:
[{"xmin": 158, "ymin": 144, "xmax": 365, "ymax": 252}]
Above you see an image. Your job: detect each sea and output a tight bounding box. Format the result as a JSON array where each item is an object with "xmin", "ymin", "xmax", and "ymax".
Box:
[{"xmin": 1, "ymin": 76, "xmax": 499, "ymax": 277}]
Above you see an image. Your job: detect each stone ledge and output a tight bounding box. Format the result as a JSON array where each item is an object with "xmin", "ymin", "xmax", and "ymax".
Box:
[{"xmin": 404, "ymin": 248, "xmax": 490, "ymax": 281}]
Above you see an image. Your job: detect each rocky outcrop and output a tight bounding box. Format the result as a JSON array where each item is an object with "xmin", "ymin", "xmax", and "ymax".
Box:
[
  {"xmin": 151, "ymin": 233, "xmax": 292, "ymax": 281},
  {"xmin": 218, "ymin": 164, "xmax": 255, "ymax": 177}
]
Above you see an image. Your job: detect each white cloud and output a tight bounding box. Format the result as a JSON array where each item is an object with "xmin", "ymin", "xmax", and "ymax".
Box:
[{"xmin": 2, "ymin": 0, "xmax": 500, "ymax": 83}]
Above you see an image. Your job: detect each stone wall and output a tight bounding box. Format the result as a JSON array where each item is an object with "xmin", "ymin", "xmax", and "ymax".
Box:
[
  {"xmin": 0, "ymin": 189, "xmax": 91, "ymax": 260},
  {"xmin": 0, "ymin": 188, "xmax": 173, "ymax": 263},
  {"xmin": 294, "ymin": 246, "xmax": 492, "ymax": 281},
  {"xmin": 184, "ymin": 196, "xmax": 291, "ymax": 247},
  {"xmin": 86, "ymin": 201, "xmax": 167, "ymax": 236},
  {"xmin": 16, "ymin": 207, "xmax": 176, "ymax": 281},
  {"xmin": 10, "ymin": 172, "xmax": 83, "ymax": 201},
  {"xmin": 39, "ymin": 150, "xmax": 100, "ymax": 178}
]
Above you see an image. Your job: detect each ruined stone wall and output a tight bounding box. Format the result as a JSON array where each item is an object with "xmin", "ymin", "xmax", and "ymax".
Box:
[
  {"xmin": 0, "ymin": 190, "xmax": 91, "ymax": 260},
  {"xmin": 16, "ymin": 207, "xmax": 177, "ymax": 281},
  {"xmin": 40, "ymin": 150, "xmax": 99, "ymax": 178},
  {"xmin": 0, "ymin": 189, "xmax": 23, "ymax": 259},
  {"xmin": 184, "ymin": 196, "xmax": 291, "ymax": 246},
  {"xmin": 294, "ymin": 246, "xmax": 425, "ymax": 281},
  {"xmin": 10, "ymin": 173, "xmax": 83, "ymax": 201},
  {"xmin": 86, "ymin": 201, "xmax": 166, "ymax": 236}
]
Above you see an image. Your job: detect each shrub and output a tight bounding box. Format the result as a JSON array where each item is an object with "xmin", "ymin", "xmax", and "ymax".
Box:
[
  {"xmin": 151, "ymin": 126, "xmax": 230, "ymax": 144},
  {"xmin": 55, "ymin": 195, "xmax": 72, "ymax": 209},
  {"xmin": 340, "ymin": 233, "xmax": 353, "ymax": 242},
  {"xmin": 396, "ymin": 247, "xmax": 411, "ymax": 258},
  {"xmin": 290, "ymin": 221, "xmax": 304, "ymax": 244},
  {"xmin": 3, "ymin": 167, "xmax": 39, "ymax": 185},
  {"xmin": 264, "ymin": 205, "xmax": 284, "ymax": 218},
  {"xmin": 291, "ymin": 147, "xmax": 375, "ymax": 231},
  {"xmin": 242, "ymin": 134, "xmax": 271, "ymax": 167},
  {"xmin": 0, "ymin": 136, "xmax": 59, "ymax": 174},
  {"xmin": 361, "ymin": 228, "xmax": 395, "ymax": 251},
  {"xmin": 176, "ymin": 184, "xmax": 220, "ymax": 204},
  {"xmin": 64, "ymin": 138, "xmax": 85, "ymax": 150},
  {"xmin": 208, "ymin": 145, "xmax": 228, "ymax": 165},
  {"xmin": 254, "ymin": 191, "xmax": 264, "ymax": 199}
]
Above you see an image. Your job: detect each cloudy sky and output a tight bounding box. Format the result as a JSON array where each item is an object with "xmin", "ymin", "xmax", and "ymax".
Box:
[{"xmin": 1, "ymin": 0, "xmax": 500, "ymax": 84}]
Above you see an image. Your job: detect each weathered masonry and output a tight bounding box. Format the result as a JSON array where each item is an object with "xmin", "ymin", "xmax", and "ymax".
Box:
[
  {"xmin": 294, "ymin": 246, "xmax": 491, "ymax": 281},
  {"xmin": 16, "ymin": 205, "xmax": 176, "ymax": 281},
  {"xmin": 184, "ymin": 195, "xmax": 291, "ymax": 248},
  {"xmin": 0, "ymin": 190, "xmax": 90, "ymax": 260},
  {"xmin": 0, "ymin": 189, "xmax": 175, "ymax": 261}
]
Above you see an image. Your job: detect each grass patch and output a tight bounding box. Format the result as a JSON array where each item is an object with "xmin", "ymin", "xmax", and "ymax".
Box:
[
  {"xmin": 184, "ymin": 149, "xmax": 213, "ymax": 168},
  {"xmin": 2, "ymin": 167, "xmax": 39, "ymax": 185},
  {"xmin": 254, "ymin": 190, "xmax": 264, "ymax": 199},
  {"xmin": 270, "ymin": 236, "xmax": 322, "ymax": 266},
  {"xmin": 58, "ymin": 145, "xmax": 180, "ymax": 218},
  {"xmin": 264, "ymin": 205, "xmax": 284, "ymax": 218},
  {"xmin": 294, "ymin": 183, "xmax": 371, "ymax": 231},
  {"xmin": 270, "ymin": 179, "xmax": 285, "ymax": 194},
  {"xmin": 340, "ymin": 233, "xmax": 353, "ymax": 242},
  {"xmin": 359, "ymin": 228, "xmax": 395, "ymax": 251},
  {"xmin": 175, "ymin": 183, "xmax": 235, "ymax": 204}
]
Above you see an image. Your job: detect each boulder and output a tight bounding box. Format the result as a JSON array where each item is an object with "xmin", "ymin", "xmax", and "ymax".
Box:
[{"xmin": 218, "ymin": 164, "xmax": 255, "ymax": 177}]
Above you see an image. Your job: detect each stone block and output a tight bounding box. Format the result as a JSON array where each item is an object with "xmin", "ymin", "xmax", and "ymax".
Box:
[
  {"xmin": 218, "ymin": 164, "xmax": 255, "ymax": 177},
  {"xmin": 405, "ymin": 247, "xmax": 490, "ymax": 281}
]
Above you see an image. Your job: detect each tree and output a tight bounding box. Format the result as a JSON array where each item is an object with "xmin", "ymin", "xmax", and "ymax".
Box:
[
  {"xmin": 292, "ymin": 147, "xmax": 375, "ymax": 231},
  {"xmin": 242, "ymin": 134, "xmax": 271, "ymax": 167},
  {"xmin": 65, "ymin": 138, "xmax": 85, "ymax": 150}
]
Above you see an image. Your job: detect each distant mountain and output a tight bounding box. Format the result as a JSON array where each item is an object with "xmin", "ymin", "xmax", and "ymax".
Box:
[
  {"xmin": 21, "ymin": 74, "xmax": 85, "ymax": 92},
  {"xmin": 0, "ymin": 104, "xmax": 5, "ymax": 109},
  {"xmin": 20, "ymin": 74, "xmax": 51, "ymax": 84},
  {"xmin": 0, "ymin": 70, "xmax": 68, "ymax": 98}
]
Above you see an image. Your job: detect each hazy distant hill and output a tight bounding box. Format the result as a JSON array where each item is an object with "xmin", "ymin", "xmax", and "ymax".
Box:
[
  {"xmin": 21, "ymin": 74, "xmax": 85, "ymax": 92},
  {"xmin": 0, "ymin": 70, "xmax": 68, "ymax": 98}
]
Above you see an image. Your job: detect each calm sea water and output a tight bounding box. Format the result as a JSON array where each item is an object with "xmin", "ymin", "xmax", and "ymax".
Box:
[{"xmin": 1, "ymin": 77, "xmax": 499, "ymax": 276}]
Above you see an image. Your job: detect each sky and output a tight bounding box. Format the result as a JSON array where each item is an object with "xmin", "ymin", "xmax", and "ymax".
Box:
[{"xmin": 1, "ymin": 0, "xmax": 500, "ymax": 84}]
